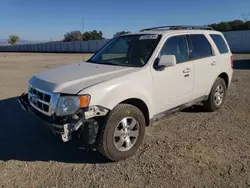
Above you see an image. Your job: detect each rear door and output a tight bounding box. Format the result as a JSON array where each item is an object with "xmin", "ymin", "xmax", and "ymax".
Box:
[
  {"xmin": 188, "ymin": 34, "xmax": 218, "ymax": 99},
  {"xmin": 209, "ymin": 34, "xmax": 233, "ymax": 77}
]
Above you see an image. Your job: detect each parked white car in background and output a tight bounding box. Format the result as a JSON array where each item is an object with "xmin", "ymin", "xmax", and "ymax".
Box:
[{"xmin": 19, "ymin": 25, "xmax": 233, "ymax": 161}]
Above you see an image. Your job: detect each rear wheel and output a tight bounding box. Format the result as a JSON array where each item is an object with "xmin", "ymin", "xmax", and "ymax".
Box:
[
  {"xmin": 98, "ymin": 104, "xmax": 146, "ymax": 161},
  {"xmin": 204, "ymin": 77, "xmax": 227, "ymax": 112}
]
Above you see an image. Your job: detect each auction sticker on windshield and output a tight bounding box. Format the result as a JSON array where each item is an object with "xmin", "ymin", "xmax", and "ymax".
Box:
[{"xmin": 139, "ymin": 35, "xmax": 158, "ymax": 40}]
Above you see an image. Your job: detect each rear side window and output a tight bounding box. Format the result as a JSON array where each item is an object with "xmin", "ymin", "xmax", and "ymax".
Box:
[
  {"xmin": 189, "ymin": 34, "xmax": 213, "ymax": 60},
  {"xmin": 210, "ymin": 34, "xmax": 229, "ymax": 54},
  {"xmin": 160, "ymin": 35, "xmax": 189, "ymax": 63}
]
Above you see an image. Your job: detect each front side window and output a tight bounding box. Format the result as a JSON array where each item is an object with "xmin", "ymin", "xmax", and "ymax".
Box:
[
  {"xmin": 160, "ymin": 35, "xmax": 189, "ymax": 63},
  {"xmin": 88, "ymin": 35, "xmax": 161, "ymax": 67},
  {"xmin": 189, "ymin": 34, "xmax": 213, "ymax": 59},
  {"xmin": 210, "ymin": 34, "xmax": 229, "ymax": 54}
]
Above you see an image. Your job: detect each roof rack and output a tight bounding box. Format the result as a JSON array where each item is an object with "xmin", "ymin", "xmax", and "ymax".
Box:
[{"xmin": 140, "ymin": 25, "xmax": 213, "ymax": 32}]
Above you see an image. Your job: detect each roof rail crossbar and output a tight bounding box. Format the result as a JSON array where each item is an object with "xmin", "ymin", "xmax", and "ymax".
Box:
[{"xmin": 140, "ymin": 25, "xmax": 213, "ymax": 32}]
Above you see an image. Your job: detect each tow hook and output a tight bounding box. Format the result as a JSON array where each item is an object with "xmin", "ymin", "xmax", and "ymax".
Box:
[
  {"xmin": 61, "ymin": 120, "xmax": 83, "ymax": 142},
  {"xmin": 61, "ymin": 124, "xmax": 71, "ymax": 142}
]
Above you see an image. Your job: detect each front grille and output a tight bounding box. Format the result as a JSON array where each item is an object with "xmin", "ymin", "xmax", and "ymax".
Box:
[
  {"xmin": 28, "ymin": 86, "xmax": 53, "ymax": 115},
  {"xmin": 29, "ymin": 87, "xmax": 51, "ymax": 102}
]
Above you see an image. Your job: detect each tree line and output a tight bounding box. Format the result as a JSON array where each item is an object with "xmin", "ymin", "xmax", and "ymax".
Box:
[
  {"xmin": 6, "ymin": 20, "xmax": 250, "ymax": 45},
  {"xmin": 209, "ymin": 20, "xmax": 250, "ymax": 31},
  {"xmin": 63, "ymin": 20, "xmax": 250, "ymax": 42},
  {"xmin": 62, "ymin": 30, "xmax": 131, "ymax": 42},
  {"xmin": 63, "ymin": 30, "xmax": 104, "ymax": 42}
]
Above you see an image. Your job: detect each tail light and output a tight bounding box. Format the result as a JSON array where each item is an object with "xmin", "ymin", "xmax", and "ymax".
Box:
[{"xmin": 230, "ymin": 55, "xmax": 234, "ymax": 68}]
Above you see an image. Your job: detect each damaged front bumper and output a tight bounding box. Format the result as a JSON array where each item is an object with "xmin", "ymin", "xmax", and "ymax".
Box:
[{"xmin": 18, "ymin": 93, "xmax": 108, "ymax": 143}]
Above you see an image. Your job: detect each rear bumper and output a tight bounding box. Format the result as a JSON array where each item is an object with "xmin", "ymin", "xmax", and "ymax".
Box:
[{"xmin": 228, "ymin": 68, "xmax": 233, "ymax": 87}]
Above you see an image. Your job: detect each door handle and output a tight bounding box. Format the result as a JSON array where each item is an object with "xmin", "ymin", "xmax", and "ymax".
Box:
[
  {"xmin": 211, "ymin": 61, "xmax": 216, "ymax": 66},
  {"xmin": 183, "ymin": 68, "xmax": 191, "ymax": 73}
]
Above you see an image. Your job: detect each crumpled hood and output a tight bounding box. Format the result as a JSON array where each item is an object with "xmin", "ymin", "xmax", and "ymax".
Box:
[{"xmin": 29, "ymin": 62, "xmax": 138, "ymax": 94}]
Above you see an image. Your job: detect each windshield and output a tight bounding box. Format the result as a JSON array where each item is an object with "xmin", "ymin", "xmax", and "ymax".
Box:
[{"xmin": 88, "ymin": 35, "xmax": 161, "ymax": 67}]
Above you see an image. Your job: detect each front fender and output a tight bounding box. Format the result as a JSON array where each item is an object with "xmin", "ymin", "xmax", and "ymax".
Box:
[{"xmin": 79, "ymin": 72, "xmax": 154, "ymax": 118}]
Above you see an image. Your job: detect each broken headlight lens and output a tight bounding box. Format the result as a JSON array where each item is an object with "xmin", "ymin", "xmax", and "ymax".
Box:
[{"xmin": 55, "ymin": 95, "xmax": 90, "ymax": 116}]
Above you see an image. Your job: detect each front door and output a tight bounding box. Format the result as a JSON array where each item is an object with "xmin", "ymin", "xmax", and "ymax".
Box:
[{"xmin": 151, "ymin": 35, "xmax": 194, "ymax": 114}]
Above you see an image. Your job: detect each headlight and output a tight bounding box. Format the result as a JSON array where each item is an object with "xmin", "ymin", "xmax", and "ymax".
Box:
[{"xmin": 55, "ymin": 95, "xmax": 90, "ymax": 116}]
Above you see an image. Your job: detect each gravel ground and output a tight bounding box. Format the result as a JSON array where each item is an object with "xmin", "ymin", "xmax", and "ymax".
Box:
[{"xmin": 0, "ymin": 53, "xmax": 250, "ymax": 188}]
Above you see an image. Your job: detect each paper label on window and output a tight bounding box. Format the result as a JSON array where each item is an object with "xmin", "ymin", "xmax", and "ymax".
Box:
[{"xmin": 139, "ymin": 35, "xmax": 158, "ymax": 40}]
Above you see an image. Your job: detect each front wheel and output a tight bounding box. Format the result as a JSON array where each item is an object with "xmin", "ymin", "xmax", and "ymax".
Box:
[
  {"xmin": 204, "ymin": 77, "xmax": 227, "ymax": 112},
  {"xmin": 98, "ymin": 104, "xmax": 146, "ymax": 161}
]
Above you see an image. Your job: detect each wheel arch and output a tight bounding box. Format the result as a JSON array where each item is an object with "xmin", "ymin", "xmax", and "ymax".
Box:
[
  {"xmin": 206, "ymin": 72, "xmax": 229, "ymax": 96},
  {"xmin": 119, "ymin": 98, "xmax": 150, "ymax": 127},
  {"xmin": 218, "ymin": 72, "xmax": 229, "ymax": 88}
]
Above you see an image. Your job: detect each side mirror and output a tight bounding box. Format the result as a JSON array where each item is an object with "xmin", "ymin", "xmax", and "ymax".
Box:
[{"xmin": 158, "ymin": 55, "xmax": 177, "ymax": 68}]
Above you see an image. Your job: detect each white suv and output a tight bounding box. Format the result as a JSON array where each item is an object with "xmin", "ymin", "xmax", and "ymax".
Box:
[{"xmin": 18, "ymin": 25, "xmax": 233, "ymax": 161}]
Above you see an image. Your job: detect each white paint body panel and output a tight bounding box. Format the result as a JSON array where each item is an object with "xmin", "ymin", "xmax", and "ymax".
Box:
[
  {"xmin": 29, "ymin": 62, "xmax": 138, "ymax": 94},
  {"xmin": 151, "ymin": 62, "xmax": 194, "ymax": 114},
  {"xmin": 80, "ymin": 67, "xmax": 155, "ymax": 118}
]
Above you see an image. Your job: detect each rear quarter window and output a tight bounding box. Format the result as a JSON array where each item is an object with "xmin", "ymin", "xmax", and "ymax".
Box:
[{"xmin": 210, "ymin": 34, "xmax": 229, "ymax": 54}]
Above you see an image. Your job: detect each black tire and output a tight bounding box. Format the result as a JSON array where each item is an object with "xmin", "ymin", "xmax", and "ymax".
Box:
[
  {"xmin": 204, "ymin": 77, "xmax": 227, "ymax": 112},
  {"xmin": 98, "ymin": 104, "xmax": 146, "ymax": 161}
]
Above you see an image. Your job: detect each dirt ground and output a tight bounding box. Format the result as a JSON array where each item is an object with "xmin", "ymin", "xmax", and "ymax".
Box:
[{"xmin": 0, "ymin": 53, "xmax": 250, "ymax": 188}]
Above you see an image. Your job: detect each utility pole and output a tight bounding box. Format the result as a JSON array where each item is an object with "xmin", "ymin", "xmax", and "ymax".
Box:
[
  {"xmin": 82, "ymin": 16, "xmax": 84, "ymax": 34},
  {"xmin": 242, "ymin": 13, "xmax": 250, "ymax": 22},
  {"xmin": 82, "ymin": 16, "xmax": 85, "ymax": 61}
]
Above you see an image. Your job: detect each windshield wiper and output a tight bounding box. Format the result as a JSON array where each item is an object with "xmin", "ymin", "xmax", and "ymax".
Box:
[
  {"xmin": 87, "ymin": 60, "xmax": 118, "ymax": 66},
  {"xmin": 102, "ymin": 61, "xmax": 142, "ymax": 67},
  {"xmin": 100, "ymin": 61, "xmax": 120, "ymax": 66},
  {"xmin": 87, "ymin": 60, "xmax": 139, "ymax": 67},
  {"xmin": 86, "ymin": 59, "xmax": 99, "ymax": 64}
]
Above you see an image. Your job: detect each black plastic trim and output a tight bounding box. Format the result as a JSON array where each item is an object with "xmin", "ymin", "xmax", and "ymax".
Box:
[{"xmin": 149, "ymin": 96, "xmax": 208, "ymax": 125}]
